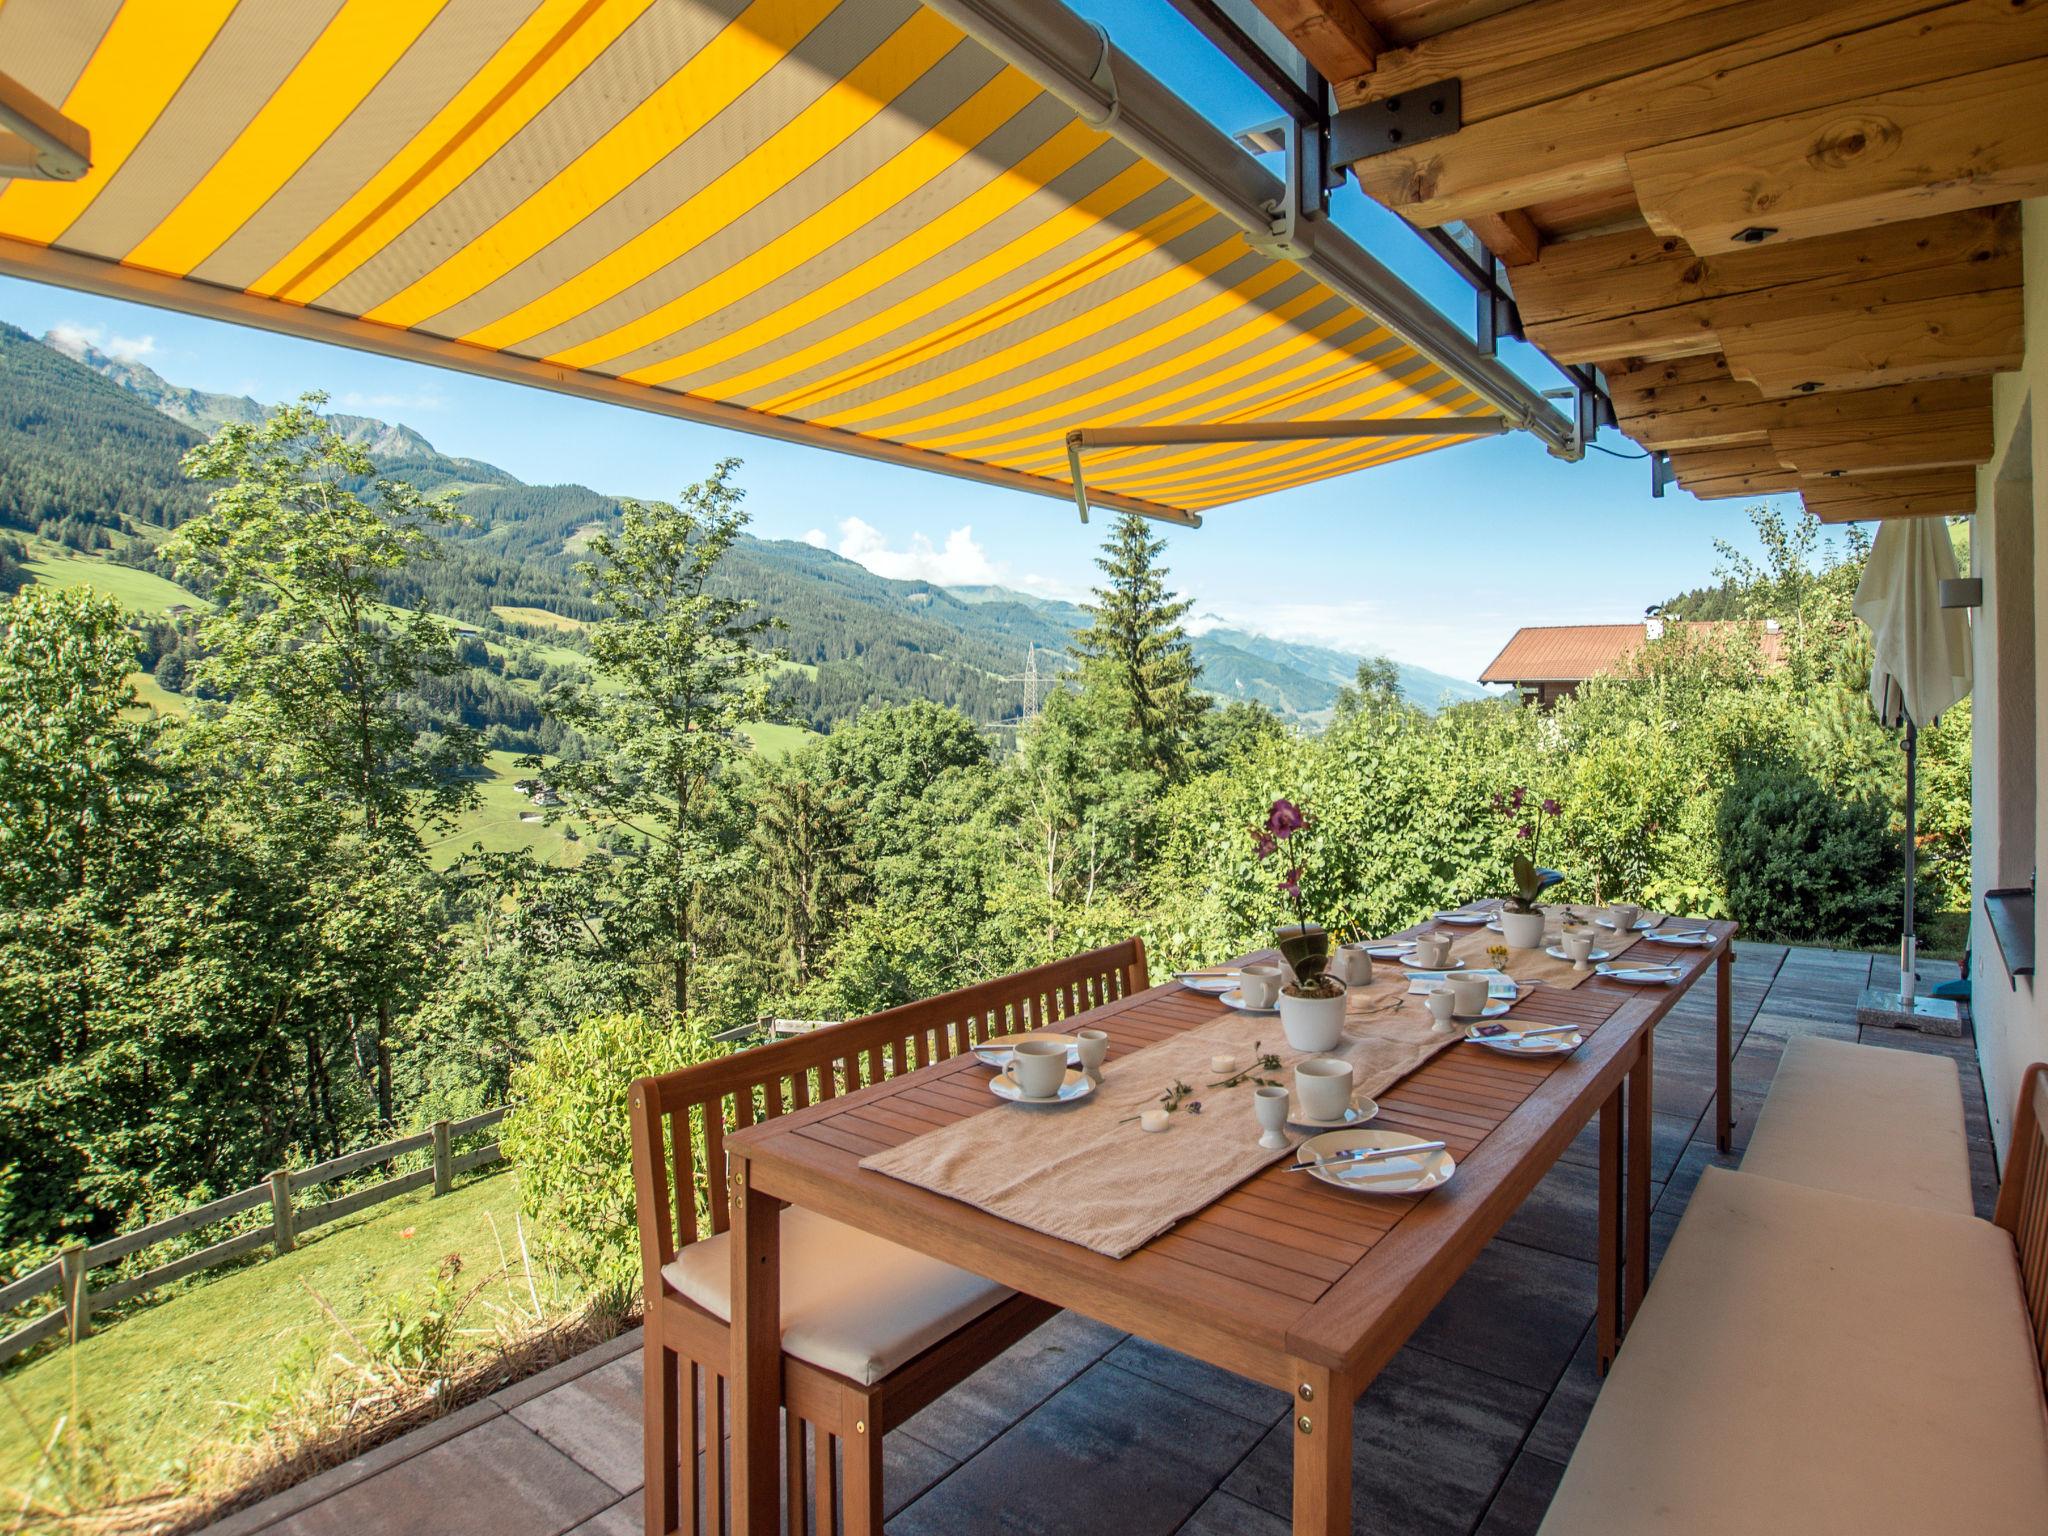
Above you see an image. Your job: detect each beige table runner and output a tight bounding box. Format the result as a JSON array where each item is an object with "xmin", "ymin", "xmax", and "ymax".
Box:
[
  {"xmin": 859, "ymin": 972, "xmax": 1461, "ymax": 1259},
  {"xmin": 1420, "ymin": 907, "xmax": 1661, "ymax": 990}
]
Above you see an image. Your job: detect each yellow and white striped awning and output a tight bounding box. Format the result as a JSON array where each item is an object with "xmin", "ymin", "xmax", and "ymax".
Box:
[{"xmin": 0, "ymin": 0, "xmax": 1498, "ymax": 522}]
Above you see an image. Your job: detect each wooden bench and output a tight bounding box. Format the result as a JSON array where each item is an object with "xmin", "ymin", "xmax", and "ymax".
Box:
[
  {"xmin": 629, "ymin": 938, "xmax": 1149, "ymax": 1536},
  {"xmin": 1538, "ymin": 1060, "xmax": 2048, "ymax": 1534}
]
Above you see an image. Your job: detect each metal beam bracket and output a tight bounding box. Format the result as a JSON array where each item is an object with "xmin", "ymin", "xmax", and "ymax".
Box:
[
  {"xmin": 1064, "ymin": 416, "xmax": 1508, "ymax": 523},
  {"xmin": 1330, "ymin": 80, "xmax": 1460, "ymax": 169},
  {"xmin": 0, "ymin": 71, "xmax": 90, "ymax": 183},
  {"xmin": 1649, "ymin": 450, "xmax": 1676, "ymax": 499},
  {"xmin": 1245, "ymin": 114, "xmax": 1328, "ymax": 262}
]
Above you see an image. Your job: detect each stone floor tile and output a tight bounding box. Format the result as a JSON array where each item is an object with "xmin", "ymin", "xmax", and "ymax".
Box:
[
  {"xmin": 491, "ymin": 1328, "xmax": 643, "ymax": 1411},
  {"xmin": 1406, "ymin": 1239, "xmax": 1595, "ymax": 1394},
  {"xmin": 891, "ymin": 1360, "xmax": 1266, "ymax": 1536},
  {"xmin": 1173, "ymin": 1489, "xmax": 1292, "ymax": 1536},
  {"xmin": 564, "ymin": 1491, "xmax": 639, "ymax": 1536},
  {"xmin": 896, "ymin": 1310, "xmax": 1125, "ymax": 1462},
  {"xmin": 263, "ymin": 1415, "xmax": 616, "ymax": 1536},
  {"xmin": 1521, "ymin": 1325, "xmax": 1599, "ymax": 1466},
  {"xmin": 1474, "ymin": 1452, "xmax": 1569, "ymax": 1536},
  {"xmin": 1104, "ymin": 1337, "xmax": 1291, "ymax": 1426},
  {"xmin": 1560, "ymin": 1110, "xmax": 1690, "ymax": 1185},
  {"xmin": 1223, "ymin": 1347, "xmax": 1544, "ymax": 1536},
  {"xmin": 511, "ymin": 1350, "xmax": 644, "ymax": 1494},
  {"xmin": 883, "ymin": 1429, "xmax": 960, "ymax": 1519}
]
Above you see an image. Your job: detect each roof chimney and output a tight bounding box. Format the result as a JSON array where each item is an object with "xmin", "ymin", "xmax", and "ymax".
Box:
[{"xmin": 1644, "ymin": 617, "xmax": 1665, "ymax": 641}]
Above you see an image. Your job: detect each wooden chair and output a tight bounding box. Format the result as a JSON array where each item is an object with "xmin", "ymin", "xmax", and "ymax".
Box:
[
  {"xmin": 1992, "ymin": 1060, "xmax": 2048, "ymax": 1373},
  {"xmin": 630, "ymin": 938, "xmax": 1149, "ymax": 1536}
]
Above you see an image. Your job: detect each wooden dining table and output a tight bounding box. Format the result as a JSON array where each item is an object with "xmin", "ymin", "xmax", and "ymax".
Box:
[{"xmin": 723, "ymin": 909, "xmax": 1739, "ymax": 1534}]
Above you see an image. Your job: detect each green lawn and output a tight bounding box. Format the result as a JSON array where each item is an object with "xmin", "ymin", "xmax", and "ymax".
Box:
[
  {"xmin": 423, "ymin": 750, "xmax": 591, "ymax": 868},
  {"xmin": 0, "ymin": 1167, "xmax": 565, "ymax": 1496},
  {"xmin": 23, "ymin": 552, "xmax": 200, "ymax": 614},
  {"xmin": 743, "ymin": 721, "xmax": 816, "ymax": 759},
  {"xmin": 489, "ymin": 604, "xmax": 585, "ymax": 632}
]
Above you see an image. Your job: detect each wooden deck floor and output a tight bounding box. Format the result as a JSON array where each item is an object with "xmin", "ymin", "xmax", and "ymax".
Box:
[{"xmin": 206, "ymin": 942, "xmax": 1988, "ymax": 1536}]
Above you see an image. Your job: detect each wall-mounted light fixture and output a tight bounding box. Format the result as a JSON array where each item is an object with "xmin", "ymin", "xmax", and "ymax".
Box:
[{"xmin": 1939, "ymin": 577, "xmax": 1983, "ymax": 610}]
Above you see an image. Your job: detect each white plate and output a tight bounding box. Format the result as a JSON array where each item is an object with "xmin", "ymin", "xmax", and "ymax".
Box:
[
  {"xmin": 1595, "ymin": 964, "xmax": 1682, "ymax": 985},
  {"xmin": 990, "ymin": 1066, "xmax": 1095, "ymax": 1104},
  {"xmin": 1595, "ymin": 917, "xmax": 1657, "ymax": 932},
  {"xmin": 1220, "ymin": 988, "xmax": 1278, "ymax": 1014},
  {"xmin": 1485, "ymin": 917, "xmax": 1503, "ymax": 932},
  {"xmin": 1365, "ymin": 942, "xmax": 1415, "ymax": 959},
  {"xmin": 973, "ymin": 1031, "xmax": 1080, "ymax": 1067},
  {"xmin": 1399, "ymin": 954, "xmax": 1465, "ymax": 970},
  {"xmin": 1434, "ymin": 911, "xmax": 1491, "ymax": 926},
  {"xmin": 1288, "ymin": 1094, "xmax": 1380, "ymax": 1131},
  {"xmin": 1465, "ymin": 1028, "xmax": 1584, "ymax": 1057},
  {"xmin": 1295, "ymin": 1129, "xmax": 1455, "ymax": 1196},
  {"xmin": 1640, "ymin": 931, "xmax": 1712, "ymax": 947},
  {"xmin": 1545, "ymin": 944, "xmax": 1612, "ymax": 962},
  {"xmin": 1176, "ymin": 973, "xmax": 1240, "ymax": 994}
]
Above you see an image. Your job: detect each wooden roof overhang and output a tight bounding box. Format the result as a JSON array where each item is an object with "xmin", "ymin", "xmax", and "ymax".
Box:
[{"xmin": 1243, "ymin": 0, "xmax": 2045, "ymax": 522}]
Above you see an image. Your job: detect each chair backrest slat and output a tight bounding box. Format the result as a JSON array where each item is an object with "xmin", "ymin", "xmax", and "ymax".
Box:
[
  {"xmin": 633, "ymin": 937, "xmax": 1148, "ymax": 1265},
  {"xmin": 1992, "ymin": 1063, "xmax": 2048, "ymax": 1375}
]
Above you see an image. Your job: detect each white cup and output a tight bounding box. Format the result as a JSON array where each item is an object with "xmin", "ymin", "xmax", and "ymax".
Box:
[
  {"xmin": 1330, "ymin": 945, "xmax": 1374, "ymax": 988},
  {"xmin": 1448, "ymin": 972, "xmax": 1491, "ymax": 1019},
  {"xmin": 1606, "ymin": 903, "xmax": 1641, "ymax": 933},
  {"xmin": 1253, "ymin": 1085, "xmax": 1290, "ymax": 1149},
  {"xmin": 1423, "ymin": 986, "xmax": 1458, "ymax": 1030},
  {"xmin": 1295, "ymin": 1058, "xmax": 1356, "ymax": 1123},
  {"xmin": 1412, "ymin": 934, "xmax": 1452, "ymax": 968},
  {"xmin": 1237, "ymin": 963, "xmax": 1282, "ymax": 1008},
  {"xmin": 1563, "ymin": 931, "xmax": 1596, "ymax": 969},
  {"xmin": 1010, "ymin": 1039, "xmax": 1069, "ymax": 1099},
  {"xmin": 1075, "ymin": 1028, "xmax": 1109, "ymax": 1083}
]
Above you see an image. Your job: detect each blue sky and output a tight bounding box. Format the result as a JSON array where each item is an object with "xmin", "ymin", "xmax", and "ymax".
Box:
[{"xmin": 0, "ymin": 0, "xmax": 1829, "ymax": 680}]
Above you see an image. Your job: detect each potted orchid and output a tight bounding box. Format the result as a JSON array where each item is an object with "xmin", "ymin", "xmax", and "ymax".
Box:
[
  {"xmin": 1252, "ymin": 797, "xmax": 1347, "ymax": 1052},
  {"xmin": 1494, "ymin": 786, "xmax": 1564, "ymax": 949}
]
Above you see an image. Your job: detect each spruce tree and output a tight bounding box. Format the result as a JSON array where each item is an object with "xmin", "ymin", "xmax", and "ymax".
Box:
[{"xmin": 1069, "ymin": 513, "xmax": 1206, "ymax": 775}]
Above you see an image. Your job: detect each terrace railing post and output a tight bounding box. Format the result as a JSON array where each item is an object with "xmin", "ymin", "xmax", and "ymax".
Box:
[
  {"xmin": 432, "ymin": 1119, "xmax": 452, "ymax": 1197},
  {"xmin": 268, "ymin": 1168, "xmax": 295, "ymax": 1255},
  {"xmin": 58, "ymin": 1243, "xmax": 89, "ymax": 1343}
]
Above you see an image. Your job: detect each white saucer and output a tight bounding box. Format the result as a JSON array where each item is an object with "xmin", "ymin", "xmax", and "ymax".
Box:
[
  {"xmin": 1295, "ymin": 1129, "xmax": 1455, "ymax": 1196},
  {"xmin": 1434, "ymin": 911, "xmax": 1491, "ymax": 926},
  {"xmin": 1595, "ymin": 918, "xmax": 1657, "ymax": 932},
  {"xmin": 1366, "ymin": 942, "xmax": 1415, "ymax": 959},
  {"xmin": 1287, "ymin": 1094, "xmax": 1380, "ymax": 1131},
  {"xmin": 1176, "ymin": 973, "xmax": 1240, "ymax": 994},
  {"xmin": 1545, "ymin": 944, "xmax": 1611, "ymax": 962},
  {"xmin": 1450, "ymin": 998, "xmax": 1514, "ymax": 1022},
  {"xmin": 1466, "ymin": 1028, "xmax": 1584, "ymax": 1056},
  {"xmin": 1640, "ymin": 931, "xmax": 1712, "ymax": 946},
  {"xmin": 1595, "ymin": 964, "xmax": 1682, "ymax": 985},
  {"xmin": 991, "ymin": 1067, "xmax": 1094, "ymax": 1103},
  {"xmin": 973, "ymin": 1032, "xmax": 1079, "ymax": 1067},
  {"xmin": 1221, "ymin": 988, "xmax": 1279, "ymax": 1013},
  {"xmin": 1400, "ymin": 954, "xmax": 1464, "ymax": 970}
]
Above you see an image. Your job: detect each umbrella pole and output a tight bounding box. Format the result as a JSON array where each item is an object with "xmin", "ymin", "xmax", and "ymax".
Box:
[{"xmin": 1901, "ymin": 712, "xmax": 1917, "ymax": 1004}]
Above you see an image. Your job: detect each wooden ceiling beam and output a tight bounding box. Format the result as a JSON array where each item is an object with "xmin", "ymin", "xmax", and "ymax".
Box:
[
  {"xmin": 1248, "ymin": 0, "xmax": 1386, "ymax": 83},
  {"xmin": 1463, "ymin": 208, "xmax": 1543, "ymax": 265},
  {"xmin": 1679, "ymin": 468, "xmax": 1807, "ymax": 499},
  {"xmin": 1670, "ymin": 446, "xmax": 1793, "ymax": 482},
  {"xmin": 1719, "ymin": 275, "xmax": 2024, "ymax": 396},
  {"xmin": 1525, "ymin": 228, "xmax": 2021, "ymax": 365},
  {"xmin": 1802, "ymin": 466, "xmax": 1977, "ymax": 522},
  {"xmin": 1620, "ymin": 374, "xmax": 1993, "ymax": 451},
  {"xmin": 1631, "ymin": 58, "xmax": 2048, "ymax": 253},
  {"xmin": 1345, "ymin": 0, "xmax": 2048, "ymax": 229},
  {"xmin": 1769, "ymin": 408, "xmax": 1995, "ymax": 476}
]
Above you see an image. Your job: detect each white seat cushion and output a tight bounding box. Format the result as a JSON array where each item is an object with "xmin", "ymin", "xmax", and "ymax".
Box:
[
  {"xmin": 1741, "ymin": 1036, "xmax": 1972, "ymax": 1213},
  {"xmin": 1539, "ymin": 1167, "xmax": 2048, "ymax": 1535},
  {"xmin": 661, "ymin": 1205, "xmax": 1011, "ymax": 1386}
]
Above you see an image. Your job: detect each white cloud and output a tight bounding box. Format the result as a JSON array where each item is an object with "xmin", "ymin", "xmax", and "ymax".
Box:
[
  {"xmin": 800, "ymin": 528, "xmax": 829, "ymax": 549},
  {"xmin": 337, "ymin": 386, "xmax": 445, "ymax": 413},
  {"xmin": 47, "ymin": 321, "xmax": 157, "ymax": 364},
  {"xmin": 833, "ymin": 517, "xmax": 1002, "ymax": 586}
]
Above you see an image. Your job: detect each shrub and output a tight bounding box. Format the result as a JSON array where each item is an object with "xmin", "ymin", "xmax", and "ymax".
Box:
[
  {"xmin": 1716, "ymin": 760, "xmax": 1902, "ymax": 946},
  {"xmin": 500, "ymin": 1012, "xmax": 719, "ymax": 1294}
]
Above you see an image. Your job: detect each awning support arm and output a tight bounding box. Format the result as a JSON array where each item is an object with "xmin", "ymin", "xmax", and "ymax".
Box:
[
  {"xmin": 0, "ymin": 71, "xmax": 89, "ymax": 183},
  {"xmin": 1064, "ymin": 416, "xmax": 1508, "ymax": 522}
]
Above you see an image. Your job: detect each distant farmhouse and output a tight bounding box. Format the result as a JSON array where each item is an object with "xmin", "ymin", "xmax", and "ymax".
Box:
[{"xmin": 1481, "ymin": 618, "xmax": 1784, "ymax": 709}]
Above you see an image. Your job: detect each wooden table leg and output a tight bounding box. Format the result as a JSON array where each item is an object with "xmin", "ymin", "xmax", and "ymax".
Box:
[
  {"xmin": 1625, "ymin": 1029, "xmax": 1653, "ymax": 1331},
  {"xmin": 1715, "ymin": 946, "xmax": 1734, "ymax": 1154},
  {"xmin": 1290, "ymin": 1362, "xmax": 1352, "ymax": 1536},
  {"xmin": 1597, "ymin": 1080, "xmax": 1622, "ymax": 1374},
  {"xmin": 728, "ymin": 1157, "xmax": 784, "ymax": 1536}
]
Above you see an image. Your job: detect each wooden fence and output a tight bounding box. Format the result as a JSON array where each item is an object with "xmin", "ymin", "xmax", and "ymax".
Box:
[{"xmin": 0, "ymin": 1108, "xmax": 508, "ymax": 1368}]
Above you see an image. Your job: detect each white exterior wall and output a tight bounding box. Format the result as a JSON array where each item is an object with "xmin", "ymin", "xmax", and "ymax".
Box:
[{"xmin": 1970, "ymin": 196, "xmax": 2048, "ymax": 1161}]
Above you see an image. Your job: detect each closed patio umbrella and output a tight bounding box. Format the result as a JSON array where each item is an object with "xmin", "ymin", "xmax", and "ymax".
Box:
[{"xmin": 1851, "ymin": 518, "xmax": 1972, "ymax": 1005}]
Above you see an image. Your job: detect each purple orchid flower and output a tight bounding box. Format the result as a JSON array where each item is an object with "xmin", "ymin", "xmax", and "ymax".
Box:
[
  {"xmin": 1509, "ymin": 786, "xmax": 1527, "ymax": 810},
  {"xmin": 1252, "ymin": 830, "xmax": 1277, "ymax": 860},
  {"xmin": 1516, "ymin": 823, "xmax": 1534, "ymax": 840},
  {"xmin": 1280, "ymin": 866, "xmax": 1303, "ymax": 899},
  {"xmin": 1266, "ymin": 798, "xmax": 1305, "ymax": 838},
  {"xmin": 1541, "ymin": 798, "xmax": 1561, "ymax": 816}
]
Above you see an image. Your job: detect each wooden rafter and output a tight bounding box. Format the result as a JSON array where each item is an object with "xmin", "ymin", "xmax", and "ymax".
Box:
[
  {"xmin": 1619, "ymin": 374, "xmax": 1994, "ymax": 453},
  {"xmin": 1249, "ymin": 0, "xmax": 1386, "ymax": 81},
  {"xmin": 1718, "ymin": 276, "xmax": 2023, "ymax": 396},
  {"xmin": 1768, "ymin": 409, "xmax": 1995, "ymax": 477},
  {"xmin": 1802, "ymin": 466, "xmax": 1978, "ymax": 522}
]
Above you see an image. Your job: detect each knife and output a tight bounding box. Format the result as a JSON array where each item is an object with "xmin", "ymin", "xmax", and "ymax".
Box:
[
  {"xmin": 1465, "ymin": 1024, "xmax": 1580, "ymax": 1043},
  {"xmin": 1286, "ymin": 1141, "xmax": 1447, "ymax": 1173}
]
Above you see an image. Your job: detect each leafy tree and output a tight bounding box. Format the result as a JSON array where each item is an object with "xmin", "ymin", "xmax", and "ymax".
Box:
[
  {"xmin": 1332, "ymin": 655, "xmax": 1407, "ymax": 720},
  {"xmin": 745, "ymin": 756, "xmax": 859, "ymax": 988},
  {"xmin": 169, "ymin": 397, "xmax": 480, "ymax": 1124},
  {"xmin": 535, "ymin": 460, "xmax": 780, "ymax": 1019},
  {"xmin": 1069, "ymin": 513, "xmax": 1207, "ymax": 775}
]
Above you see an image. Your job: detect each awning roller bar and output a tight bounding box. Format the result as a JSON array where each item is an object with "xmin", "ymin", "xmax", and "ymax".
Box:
[
  {"xmin": 1064, "ymin": 415, "xmax": 1508, "ymax": 520},
  {"xmin": 921, "ymin": 0, "xmax": 1581, "ymax": 462}
]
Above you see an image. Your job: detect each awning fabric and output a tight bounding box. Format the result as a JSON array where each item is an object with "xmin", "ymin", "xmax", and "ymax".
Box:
[{"xmin": 0, "ymin": 0, "xmax": 1495, "ymax": 522}]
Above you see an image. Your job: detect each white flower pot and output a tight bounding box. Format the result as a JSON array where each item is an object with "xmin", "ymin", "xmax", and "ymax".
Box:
[
  {"xmin": 1498, "ymin": 909, "xmax": 1548, "ymax": 950},
  {"xmin": 1278, "ymin": 983, "xmax": 1348, "ymax": 1053}
]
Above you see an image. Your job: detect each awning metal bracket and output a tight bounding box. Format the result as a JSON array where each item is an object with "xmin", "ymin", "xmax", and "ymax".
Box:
[
  {"xmin": 1329, "ymin": 80, "xmax": 1462, "ymax": 169},
  {"xmin": 1064, "ymin": 416, "xmax": 1509, "ymax": 524},
  {"xmin": 0, "ymin": 71, "xmax": 89, "ymax": 183}
]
